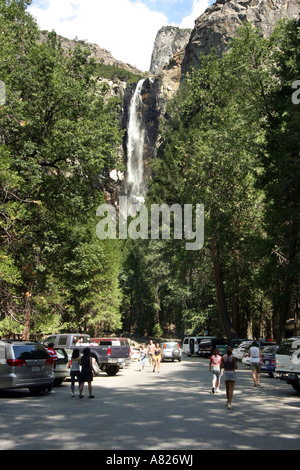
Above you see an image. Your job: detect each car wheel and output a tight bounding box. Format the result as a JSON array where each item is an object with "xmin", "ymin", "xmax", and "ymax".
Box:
[
  {"xmin": 53, "ymin": 378, "xmax": 64, "ymax": 386},
  {"xmin": 29, "ymin": 386, "xmax": 46, "ymax": 395},
  {"xmin": 292, "ymin": 383, "xmax": 300, "ymax": 393},
  {"xmin": 106, "ymin": 365, "xmax": 119, "ymax": 376},
  {"xmin": 178, "ymin": 357, "xmax": 182, "ymax": 362}
]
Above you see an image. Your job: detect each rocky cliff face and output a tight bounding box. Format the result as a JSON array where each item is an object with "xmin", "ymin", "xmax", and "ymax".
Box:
[
  {"xmin": 142, "ymin": 0, "xmax": 300, "ymax": 165},
  {"xmin": 150, "ymin": 26, "xmax": 192, "ymax": 75},
  {"xmin": 181, "ymin": 0, "xmax": 300, "ymax": 75}
]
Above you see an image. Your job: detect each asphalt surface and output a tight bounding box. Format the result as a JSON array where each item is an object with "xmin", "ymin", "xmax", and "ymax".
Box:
[{"xmin": 0, "ymin": 355, "xmax": 300, "ymax": 452}]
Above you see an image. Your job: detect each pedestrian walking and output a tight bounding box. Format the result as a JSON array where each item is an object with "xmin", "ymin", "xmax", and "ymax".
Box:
[
  {"xmin": 79, "ymin": 347, "xmax": 95, "ymax": 399},
  {"xmin": 209, "ymin": 349, "xmax": 222, "ymax": 393},
  {"xmin": 220, "ymin": 346, "xmax": 238, "ymax": 409},
  {"xmin": 139, "ymin": 344, "xmax": 147, "ymax": 371},
  {"xmin": 153, "ymin": 343, "xmax": 161, "ymax": 373},
  {"xmin": 70, "ymin": 348, "xmax": 81, "ymax": 397},
  {"xmin": 147, "ymin": 339, "xmax": 155, "ymax": 366},
  {"xmin": 248, "ymin": 341, "xmax": 263, "ymax": 387}
]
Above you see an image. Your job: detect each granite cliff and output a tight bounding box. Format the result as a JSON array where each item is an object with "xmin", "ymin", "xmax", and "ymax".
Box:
[
  {"xmin": 181, "ymin": 0, "xmax": 300, "ymax": 75},
  {"xmin": 141, "ymin": 0, "xmax": 300, "ymax": 163},
  {"xmin": 150, "ymin": 26, "xmax": 192, "ymax": 75}
]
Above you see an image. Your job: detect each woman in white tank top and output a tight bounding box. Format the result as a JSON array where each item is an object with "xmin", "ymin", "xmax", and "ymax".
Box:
[{"xmin": 248, "ymin": 341, "xmax": 263, "ymax": 387}]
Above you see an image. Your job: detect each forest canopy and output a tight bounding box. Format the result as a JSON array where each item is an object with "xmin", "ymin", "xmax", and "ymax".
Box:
[{"xmin": 0, "ymin": 0, "xmax": 299, "ymax": 343}]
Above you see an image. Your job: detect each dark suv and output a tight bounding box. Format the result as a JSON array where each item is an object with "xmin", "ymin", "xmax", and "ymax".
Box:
[
  {"xmin": 198, "ymin": 338, "xmax": 229, "ymax": 358},
  {"xmin": 0, "ymin": 340, "xmax": 54, "ymax": 394}
]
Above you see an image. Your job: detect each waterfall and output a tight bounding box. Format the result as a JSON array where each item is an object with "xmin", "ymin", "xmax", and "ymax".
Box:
[{"xmin": 125, "ymin": 79, "xmax": 146, "ymax": 213}]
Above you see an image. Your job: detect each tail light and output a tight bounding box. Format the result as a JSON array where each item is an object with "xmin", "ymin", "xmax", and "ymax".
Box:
[
  {"xmin": 6, "ymin": 359, "xmax": 26, "ymax": 367},
  {"xmin": 107, "ymin": 347, "xmax": 111, "ymax": 357}
]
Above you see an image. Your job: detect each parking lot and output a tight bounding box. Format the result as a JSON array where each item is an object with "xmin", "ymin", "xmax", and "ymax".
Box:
[{"xmin": 1, "ymin": 355, "xmax": 300, "ymax": 451}]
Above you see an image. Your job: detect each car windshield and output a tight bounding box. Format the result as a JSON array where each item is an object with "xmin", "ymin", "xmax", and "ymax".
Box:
[
  {"xmin": 55, "ymin": 349, "xmax": 67, "ymax": 359},
  {"xmin": 277, "ymin": 339, "xmax": 300, "ymax": 355},
  {"xmin": 164, "ymin": 343, "xmax": 177, "ymax": 349},
  {"xmin": 13, "ymin": 344, "xmax": 49, "ymax": 360},
  {"xmin": 261, "ymin": 345, "xmax": 277, "ymax": 354},
  {"xmin": 238, "ymin": 341, "xmax": 251, "ymax": 349},
  {"xmin": 72, "ymin": 335, "xmax": 91, "ymax": 345}
]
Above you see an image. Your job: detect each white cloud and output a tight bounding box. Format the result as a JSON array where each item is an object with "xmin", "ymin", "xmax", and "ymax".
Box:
[
  {"xmin": 178, "ymin": 0, "xmax": 209, "ymax": 28},
  {"xmin": 29, "ymin": 0, "xmax": 168, "ymax": 71}
]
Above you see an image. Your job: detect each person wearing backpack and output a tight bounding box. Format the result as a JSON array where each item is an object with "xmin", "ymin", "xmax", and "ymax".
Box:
[{"xmin": 220, "ymin": 346, "xmax": 238, "ymax": 409}]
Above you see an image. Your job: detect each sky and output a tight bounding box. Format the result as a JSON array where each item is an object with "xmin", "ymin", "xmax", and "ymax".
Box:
[{"xmin": 28, "ymin": 0, "xmax": 214, "ymax": 71}]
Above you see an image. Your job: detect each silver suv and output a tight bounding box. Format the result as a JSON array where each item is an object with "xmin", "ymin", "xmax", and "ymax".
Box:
[
  {"xmin": 161, "ymin": 342, "xmax": 182, "ymax": 362},
  {"xmin": 0, "ymin": 340, "xmax": 54, "ymax": 394}
]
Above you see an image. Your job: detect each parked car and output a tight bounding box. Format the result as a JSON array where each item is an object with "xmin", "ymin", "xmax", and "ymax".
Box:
[
  {"xmin": 198, "ymin": 338, "xmax": 228, "ymax": 358},
  {"xmin": 0, "ymin": 340, "xmax": 54, "ymax": 394},
  {"xmin": 276, "ymin": 337, "xmax": 300, "ymax": 392},
  {"xmin": 182, "ymin": 336, "xmax": 212, "ymax": 356},
  {"xmin": 242, "ymin": 355, "xmax": 251, "ymax": 367},
  {"xmin": 44, "ymin": 334, "xmax": 131, "ymax": 376},
  {"xmin": 130, "ymin": 347, "xmax": 140, "ymax": 361},
  {"xmin": 233, "ymin": 340, "xmax": 253, "ymax": 360},
  {"xmin": 214, "ymin": 344, "xmax": 228, "ymax": 356},
  {"xmin": 161, "ymin": 342, "xmax": 182, "ymax": 362},
  {"xmin": 242, "ymin": 342, "xmax": 279, "ymax": 369},
  {"xmin": 260, "ymin": 345, "xmax": 279, "ymax": 378},
  {"xmin": 53, "ymin": 348, "xmax": 71, "ymax": 385},
  {"xmin": 91, "ymin": 337, "xmax": 132, "ymax": 366},
  {"xmin": 231, "ymin": 339, "xmax": 247, "ymax": 348}
]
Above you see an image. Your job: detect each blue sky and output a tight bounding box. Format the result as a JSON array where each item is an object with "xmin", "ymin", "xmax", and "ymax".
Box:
[{"xmin": 28, "ymin": 0, "xmax": 214, "ymax": 71}]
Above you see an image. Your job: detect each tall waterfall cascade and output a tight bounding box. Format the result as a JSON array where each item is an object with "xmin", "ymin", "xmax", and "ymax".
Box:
[{"xmin": 125, "ymin": 79, "xmax": 146, "ymax": 214}]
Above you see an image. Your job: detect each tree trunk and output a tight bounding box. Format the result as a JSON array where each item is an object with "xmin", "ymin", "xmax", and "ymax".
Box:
[
  {"xmin": 22, "ymin": 281, "xmax": 33, "ymax": 341},
  {"xmin": 211, "ymin": 235, "xmax": 237, "ymax": 341}
]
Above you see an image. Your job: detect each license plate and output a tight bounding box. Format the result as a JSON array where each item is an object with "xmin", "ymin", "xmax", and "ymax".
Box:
[
  {"xmin": 56, "ymin": 364, "xmax": 65, "ymax": 369},
  {"xmin": 32, "ymin": 367, "xmax": 40, "ymax": 371}
]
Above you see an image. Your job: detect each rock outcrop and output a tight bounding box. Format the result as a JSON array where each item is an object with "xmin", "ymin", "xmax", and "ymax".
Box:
[
  {"xmin": 150, "ymin": 26, "xmax": 192, "ymax": 75},
  {"xmin": 181, "ymin": 0, "xmax": 300, "ymax": 75},
  {"xmin": 40, "ymin": 31, "xmax": 142, "ymax": 75},
  {"xmin": 143, "ymin": 0, "xmax": 300, "ymax": 164}
]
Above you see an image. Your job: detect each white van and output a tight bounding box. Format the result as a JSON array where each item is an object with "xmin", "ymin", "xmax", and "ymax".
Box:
[
  {"xmin": 275, "ymin": 336, "xmax": 300, "ymax": 392},
  {"xmin": 182, "ymin": 336, "xmax": 213, "ymax": 356}
]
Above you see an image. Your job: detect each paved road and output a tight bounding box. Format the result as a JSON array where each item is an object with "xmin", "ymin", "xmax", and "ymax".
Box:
[{"xmin": 0, "ymin": 356, "xmax": 300, "ymax": 451}]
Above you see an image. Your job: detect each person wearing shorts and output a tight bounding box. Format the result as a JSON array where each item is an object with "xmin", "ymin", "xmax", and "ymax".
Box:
[
  {"xmin": 249, "ymin": 341, "xmax": 263, "ymax": 387},
  {"xmin": 79, "ymin": 347, "xmax": 95, "ymax": 399},
  {"xmin": 153, "ymin": 343, "xmax": 161, "ymax": 373},
  {"xmin": 209, "ymin": 349, "xmax": 222, "ymax": 393},
  {"xmin": 139, "ymin": 344, "xmax": 147, "ymax": 371},
  {"xmin": 220, "ymin": 347, "xmax": 238, "ymax": 409}
]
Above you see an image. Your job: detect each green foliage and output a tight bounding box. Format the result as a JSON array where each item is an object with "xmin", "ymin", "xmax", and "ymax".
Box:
[
  {"xmin": 152, "ymin": 323, "xmax": 163, "ymax": 339},
  {"xmin": 95, "ymin": 62, "xmax": 143, "ymax": 83},
  {"xmin": 120, "ymin": 19, "xmax": 300, "ymax": 341},
  {"xmin": 0, "ymin": 0, "xmax": 124, "ymax": 338}
]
